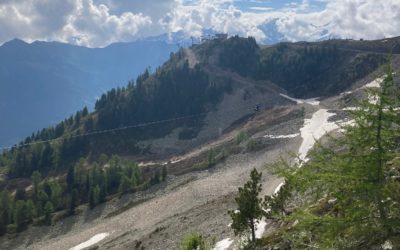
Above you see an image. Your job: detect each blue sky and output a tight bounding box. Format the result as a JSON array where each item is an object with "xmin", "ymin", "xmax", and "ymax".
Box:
[
  {"xmin": 0, "ymin": 0, "xmax": 399, "ymax": 47},
  {"xmin": 182, "ymin": 0, "xmax": 327, "ymax": 12},
  {"xmin": 235, "ymin": 0, "xmax": 323, "ymax": 10}
]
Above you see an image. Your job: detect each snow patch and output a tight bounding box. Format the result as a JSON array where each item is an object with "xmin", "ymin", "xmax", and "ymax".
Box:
[
  {"xmin": 368, "ymin": 94, "xmax": 379, "ymax": 105},
  {"xmin": 273, "ymin": 182, "xmax": 285, "ymax": 194},
  {"xmin": 362, "ymin": 77, "xmax": 383, "ymax": 89},
  {"xmin": 340, "ymin": 90, "xmax": 353, "ymax": 96},
  {"xmin": 255, "ymin": 219, "xmax": 268, "ymax": 239},
  {"xmin": 213, "ymin": 238, "xmax": 233, "ymax": 250},
  {"xmin": 170, "ymin": 157, "xmax": 183, "ymax": 164},
  {"xmin": 343, "ymin": 77, "xmax": 384, "ymax": 109},
  {"xmin": 280, "ymin": 93, "xmax": 320, "ymax": 106},
  {"xmin": 342, "ymin": 107, "xmax": 361, "ymax": 111},
  {"xmin": 264, "ymin": 133, "xmax": 299, "ymax": 139},
  {"xmin": 298, "ymin": 109, "xmax": 338, "ymax": 163},
  {"xmin": 382, "ymin": 240, "xmax": 393, "ymax": 250},
  {"xmin": 70, "ymin": 233, "xmax": 109, "ymax": 250}
]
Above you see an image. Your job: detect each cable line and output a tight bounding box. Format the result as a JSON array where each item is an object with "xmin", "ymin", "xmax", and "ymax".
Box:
[{"xmin": 0, "ymin": 98, "xmax": 274, "ymax": 151}]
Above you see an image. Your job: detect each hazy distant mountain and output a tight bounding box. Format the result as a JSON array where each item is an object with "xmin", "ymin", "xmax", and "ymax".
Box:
[
  {"xmin": 143, "ymin": 24, "xmax": 327, "ymax": 46},
  {"xmin": 257, "ymin": 18, "xmax": 335, "ymax": 45},
  {"xmin": 141, "ymin": 29, "xmax": 218, "ymax": 46},
  {"xmin": 0, "ymin": 38, "xmax": 177, "ymax": 147},
  {"xmin": 257, "ymin": 19, "xmax": 288, "ymax": 45}
]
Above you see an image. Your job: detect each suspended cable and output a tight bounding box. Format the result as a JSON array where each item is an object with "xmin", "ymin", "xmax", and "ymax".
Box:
[{"xmin": 0, "ymin": 98, "xmax": 274, "ymax": 151}]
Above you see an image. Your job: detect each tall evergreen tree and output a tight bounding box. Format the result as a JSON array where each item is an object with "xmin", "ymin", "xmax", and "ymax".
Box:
[
  {"xmin": 229, "ymin": 168, "xmax": 264, "ymax": 243},
  {"xmin": 44, "ymin": 201, "xmax": 54, "ymax": 225},
  {"xmin": 272, "ymin": 64, "xmax": 400, "ymax": 248},
  {"xmin": 0, "ymin": 191, "xmax": 11, "ymax": 228},
  {"xmin": 31, "ymin": 171, "xmax": 41, "ymax": 199},
  {"xmin": 69, "ymin": 188, "xmax": 79, "ymax": 214},
  {"xmin": 13, "ymin": 200, "xmax": 26, "ymax": 231},
  {"xmin": 66, "ymin": 165, "xmax": 75, "ymax": 191}
]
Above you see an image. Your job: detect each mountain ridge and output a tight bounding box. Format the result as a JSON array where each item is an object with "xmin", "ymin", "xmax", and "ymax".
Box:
[{"xmin": 0, "ymin": 38, "xmax": 178, "ymax": 147}]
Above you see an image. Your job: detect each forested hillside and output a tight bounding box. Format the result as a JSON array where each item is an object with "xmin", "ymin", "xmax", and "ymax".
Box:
[
  {"xmin": 0, "ymin": 36, "xmax": 398, "ymax": 236},
  {"xmin": 203, "ymin": 36, "xmax": 392, "ymax": 98}
]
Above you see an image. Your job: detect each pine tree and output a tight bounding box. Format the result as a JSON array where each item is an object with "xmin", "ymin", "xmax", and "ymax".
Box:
[
  {"xmin": 66, "ymin": 165, "xmax": 75, "ymax": 191},
  {"xmin": 89, "ymin": 185, "xmax": 100, "ymax": 209},
  {"xmin": 31, "ymin": 171, "xmax": 41, "ymax": 199},
  {"xmin": 272, "ymin": 64, "xmax": 400, "ymax": 248},
  {"xmin": 36, "ymin": 190, "xmax": 48, "ymax": 217},
  {"xmin": 229, "ymin": 168, "xmax": 264, "ymax": 243},
  {"xmin": 69, "ymin": 188, "xmax": 79, "ymax": 214},
  {"xmin": 0, "ymin": 191, "xmax": 11, "ymax": 229},
  {"xmin": 13, "ymin": 200, "xmax": 27, "ymax": 231},
  {"xmin": 118, "ymin": 175, "xmax": 132, "ymax": 193},
  {"xmin": 44, "ymin": 201, "xmax": 54, "ymax": 225},
  {"xmin": 24, "ymin": 199, "xmax": 35, "ymax": 223},
  {"xmin": 99, "ymin": 184, "xmax": 107, "ymax": 203},
  {"xmin": 50, "ymin": 182, "xmax": 62, "ymax": 210}
]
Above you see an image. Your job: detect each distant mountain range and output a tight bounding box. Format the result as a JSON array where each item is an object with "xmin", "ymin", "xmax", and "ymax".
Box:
[
  {"xmin": 140, "ymin": 20, "xmax": 335, "ymax": 46},
  {"xmin": 0, "ymin": 38, "xmax": 177, "ymax": 147}
]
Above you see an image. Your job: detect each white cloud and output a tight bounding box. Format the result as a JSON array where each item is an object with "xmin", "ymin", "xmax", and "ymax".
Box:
[
  {"xmin": 160, "ymin": 0, "xmax": 268, "ymax": 40},
  {"xmin": 326, "ymin": 0, "xmax": 400, "ymax": 40},
  {"xmin": 0, "ymin": 0, "xmax": 399, "ymax": 47},
  {"xmin": 0, "ymin": 0, "xmax": 76, "ymax": 43},
  {"xmin": 0, "ymin": 0, "xmax": 152, "ymax": 47},
  {"xmin": 274, "ymin": 0, "xmax": 400, "ymax": 42},
  {"xmin": 57, "ymin": 0, "xmax": 152, "ymax": 47}
]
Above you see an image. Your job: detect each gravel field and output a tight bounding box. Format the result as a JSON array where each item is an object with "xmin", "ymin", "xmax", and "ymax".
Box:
[{"xmin": 0, "ymin": 107, "xmax": 304, "ymax": 250}]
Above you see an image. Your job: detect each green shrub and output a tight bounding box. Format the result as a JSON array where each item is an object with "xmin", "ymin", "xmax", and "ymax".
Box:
[
  {"xmin": 245, "ymin": 139, "xmax": 265, "ymax": 152},
  {"xmin": 6, "ymin": 224, "xmax": 17, "ymax": 234},
  {"xmin": 179, "ymin": 232, "xmax": 211, "ymax": 250},
  {"xmin": 236, "ymin": 131, "xmax": 249, "ymax": 145}
]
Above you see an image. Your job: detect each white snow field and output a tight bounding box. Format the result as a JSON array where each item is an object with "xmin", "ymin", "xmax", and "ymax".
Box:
[
  {"xmin": 213, "ymin": 238, "xmax": 234, "ymax": 250},
  {"xmin": 70, "ymin": 233, "xmax": 110, "ymax": 250},
  {"xmin": 264, "ymin": 133, "xmax": 300, "ymax": 139},
  {"xmin": 279, "ymin": 93, "xmax": 320, "ymax": 106},
  {"xmin": 298, "ymin": 109, "xmax": 338, "ymax": 163}
]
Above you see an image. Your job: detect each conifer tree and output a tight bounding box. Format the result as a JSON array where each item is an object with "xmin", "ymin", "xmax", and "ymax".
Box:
[
  {"xmin": 66, "ymin": 165, "xmax": 75, "ymax": 191},
  {"xmin": 118, "ymin": 175, "xmax": 132, "ymax": 193},
  {"xmin": 44, "ymin": 201, "xmax": 54, "ymax": 225},
  {"xmin": 31, "ymin": 171, "xmax": 41, "ymax": 199},
  {"xmin": 229, "ymin": 168, "xmax": 264, "ymax": 243},
  {"xmin": 69, "ymin": 188, "xmax": 79, "ymax": 214},
  {"xmin": 0, "ymin": 191, "xmax": 11, "ymax": 228},
  {"xmin": 13, "ymin": 200, "xmax": 26, "ymax": 231},
  {"xmin": 272, "ymin": 64, "xmax": 400, "ymax": 248}
]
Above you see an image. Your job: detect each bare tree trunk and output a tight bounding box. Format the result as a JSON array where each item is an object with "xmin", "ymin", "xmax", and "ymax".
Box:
[
  {"xmin": 250, "ymin": 218, "xmax": 256, "ymax": 243},
  {"xmin": 375, "ymin": 71, "xmax": 391, "ymax": 234}
]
